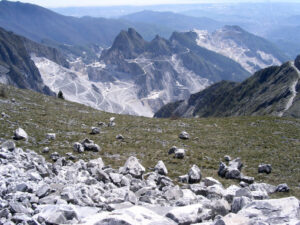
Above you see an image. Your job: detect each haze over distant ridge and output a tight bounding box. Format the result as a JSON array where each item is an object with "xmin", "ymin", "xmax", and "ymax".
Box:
[{"xmin": 5, "ymin": 0, "xmax": 300, "ymax": 7}]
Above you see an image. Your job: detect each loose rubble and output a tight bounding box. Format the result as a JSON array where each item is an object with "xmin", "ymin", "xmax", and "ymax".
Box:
[{"xmin": 0, "ymin": 139, "xmax": 299, "ymax": 225}]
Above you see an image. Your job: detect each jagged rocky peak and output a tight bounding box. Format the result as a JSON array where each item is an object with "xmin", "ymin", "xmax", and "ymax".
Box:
[
  {"xmin": 295, "ymin": 55, "xmax": 300, "ymax": 70},
  {"xmin": 103, "ymin": 28, "xmax": 147, "ymax": 60},
  {"xmin": 169, "ymin": 31, "xmax": 197, "ymax": 45},
  {"xmin": 147, "ymin": 35, "xmax": 172, "ymax": 56}
]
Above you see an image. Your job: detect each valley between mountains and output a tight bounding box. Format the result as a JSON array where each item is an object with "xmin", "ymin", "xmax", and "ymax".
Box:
[{"xmin": 0, "ymin": 1, "xmax": 300, "ymax": 224}]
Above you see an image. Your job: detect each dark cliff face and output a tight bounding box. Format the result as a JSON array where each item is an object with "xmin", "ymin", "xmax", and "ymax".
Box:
[
  {"xmin": 155, "ymin": 56, "xmax": 300, "ymax": 118},
  {"xmin": 0, "ymin": 27, "xmax": 55, "ymax": 96}
]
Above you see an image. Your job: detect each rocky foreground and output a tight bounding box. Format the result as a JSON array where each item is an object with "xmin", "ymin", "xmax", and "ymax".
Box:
[{"xmin": 0, "ymin": 134, "xmax": 299, "ymax": 225}]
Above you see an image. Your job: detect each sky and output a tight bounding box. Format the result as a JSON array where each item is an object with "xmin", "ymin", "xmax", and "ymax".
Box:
[{"xmin": 6, "ymin": 0, "xmax": 297, "ymax": 7}]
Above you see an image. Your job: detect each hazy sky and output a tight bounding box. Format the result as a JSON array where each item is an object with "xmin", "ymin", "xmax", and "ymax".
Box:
[{"xmin": 6, "ymin": 0, "xmax": 295, "ymax": 7}]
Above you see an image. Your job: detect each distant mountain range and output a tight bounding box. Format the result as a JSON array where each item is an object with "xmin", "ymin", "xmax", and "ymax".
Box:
[
  {"xmin": 0, "ymin": 0, "xmax": 170, "ymax": 46},
  {"xmin": 0, "ymin": 1, "xmax": 221, "ymax": 48},
  {"xmin": 53, "ymin": 2, "xmax": 300, "ymax": 59},
  {"xmin": 155, "ymin": 56, "xmax": 300, "ymax": 118},
  {"xmin": 121, "ymin": 10, "xmax": 223, "ymax": 33}
]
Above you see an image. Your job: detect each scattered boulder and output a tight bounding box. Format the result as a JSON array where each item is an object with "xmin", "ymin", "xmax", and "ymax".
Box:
[
  {"xmin": 168, "ymin": 146, "xmax": 178, "ymax": 154},
  {"xmin": 90, "ymin": 127, "xmax": 100, "ymax": 135},
  {"xmin": 116, "ymin": 134, "xmax": 124, "ymax": 140},
  {"xmin": 82, "ymin": 206, "xmax": 176, "ymax": 225},
  {"xmin": 46, "ymin": 133, "xmax": 56, "ymax": 140},
  {"xmin": 0, "ymin": 140, "xmax": 16, "ymax": 151},
  {"xmin": 9, "ymin": 201, "xmax": 32, "ymax": 215},
  {"xmin": 178, "ymin": 174, "xmax": 189, "ymax": 183},
  {"xmin": 120, "ymin": 156, "xmax": 145, "ymax": 179},
  {"xmin": 231, "ymin": 196, "xmax": 252, "ymax": 213},
  {"xmin": 164, "ymin": 185, "xmax": 183, "ymax": 201},
  {"xmin": 218, "ymin": 158, "xmax": 254, "ymax": 184},
  {"xmin": 13, "ymin": 128, "xmax": 28, "ymax": 140},
  {"xmin": 1, "ymin": 112, "xmax": 9, "ymax": 118},
  {"xmin": 87, "ymin": 157, "xmax": 105, "ymax": 170},
  {"xmin": 258, "ymin": 164, "xmax": 272, "ymax": 174},
  {"xmin": 239, "ymin": 175, "xmax": 254, "ymax": 184},
  {"xmin": 50, "ymin": 152, "xmax": 60, "ymax": 162},
  {"xmin": 81, "ymin": 139, "xmax": 101, "ymax": 152},
  {"xmin": 98, "ymin": 122, "xmax": 106, "ymax": 126},
  {"xmin": 249, "ymin": 182, "xmax": 276, "ymax": 195},
  {"xmin": 203, "ymin": 177, "xmax": 222, "ymax": 187},
  {"xmin": 224, "ymin": 155, "xmax": 231, "ymax": 162},
  {"xmin": 188, "ymin": 165, "xmax": 202, "ymax": 183},
  {"xmin": 219, "ymin": 197, "xmax": 300, "ymax": 225},
  {"xmin": 154, "ymin": 160, "xmax": 168, "ymax": 175},
  {"xmin": 36, "ymin": 185, "xmax": 51, "ymax": 198},
  {"xmin": 35, "ymin": 204, "xmax": 78, "ymax": 224},
  {"xmin": 66, "ymin": 152, "xmax": 77, "ymax": 160},
  {"xmin": 42, "ymin": 147, "xmax": 50, "ymax": 154},
  {"xmin": 166, "ymin": 203, "xmax": 212, "ymax": 224},
  {"xmin": 12, "ymin": 213, "xmax": 39, "ymax": 225},
  {"xmin": 174, "ymin": 148, "xmax": 186, "ymax": 159},
  {"xmin": 179, "ymin": 131, "xmax": 190, "ymax": 140},
  {"xmin": 108, "ymin": 117, "xmax": 116, "ymax": 127},
  {"xmin": 276, "ymin": 183, "xmax": 290, "ymax": 192},
  {"xmin": 73, "ymin": 142, "xmax": 84, "ymax": 153}
]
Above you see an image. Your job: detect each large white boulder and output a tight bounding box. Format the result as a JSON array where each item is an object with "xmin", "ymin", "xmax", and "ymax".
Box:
[
  {"xmin": 14, "ymin": 128, "xmax": 28, "ymax": 140},
  {"xmin": 154, "ymin": 160, "xmax": 168, "ymax": 175},
  {"xmin": 120, "ymin": 156, "xmax": 145, "ymax": 179},
  {"xmin": 165, "ymin": 204, "xmax": 213, "ymax": 224},
  {"xmin": 218, "ymin": 197, "xmax": 300, "ymax": 225},
  {"xmin": 81, "ymin": 206, "xmax": 176, "ymax": 225}
]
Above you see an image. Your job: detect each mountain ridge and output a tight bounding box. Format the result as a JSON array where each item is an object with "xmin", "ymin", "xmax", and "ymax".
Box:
[
  {"xmin": 0, "ymin": 27, "xmax": 55, "ymax": 95},
  {"xmin": 0, "ymin": 1, "xmax": 174, "ymax": 46},
  {"xmin": 154, "ymin": 56, "xmax": 300, "ymax": 118},
  {"xmin": 31, "ymin": 28, "xmax": 250, "ymax": 116}
]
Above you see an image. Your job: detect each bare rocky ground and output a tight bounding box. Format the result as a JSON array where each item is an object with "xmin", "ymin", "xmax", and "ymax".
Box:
[
  {"xmin": 0, "ymin": 138, "xmax": 299, "ymax": 225},
  {"xmin": 0, "ymin": 84, "xmax": 300, "ymax": 224}
]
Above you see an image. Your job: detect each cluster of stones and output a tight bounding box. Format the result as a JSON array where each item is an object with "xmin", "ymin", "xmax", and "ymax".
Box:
[{"xmin": 0, "ymin": 131, "xmax": 298, "ymax": 225}]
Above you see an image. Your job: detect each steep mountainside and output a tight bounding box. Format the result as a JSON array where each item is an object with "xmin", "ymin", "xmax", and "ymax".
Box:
[
  {"xmin": 193, "ymin": 26, "xmax": 287, "ymax": 73},
  {"xmin": 33, "ymin": 28, "xmax": 250, "ymax": 116},
  {"xmin": 0, "ymin": 27, "xmax": 55, "ymax": 95},
  {"xmin": 155, "ymin": 56, "xmax": 300, "ymax": 118}
]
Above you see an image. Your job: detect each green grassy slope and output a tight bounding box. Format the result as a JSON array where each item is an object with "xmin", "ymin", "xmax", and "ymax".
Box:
[{"xmin": 0, "ymin": 83, "xmax": 299, "ymax": 199}]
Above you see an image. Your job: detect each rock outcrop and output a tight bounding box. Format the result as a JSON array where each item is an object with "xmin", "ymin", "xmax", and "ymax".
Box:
[{"xmin": 0, "ymin": 139, "xmax": 299, "ymax": 225}]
